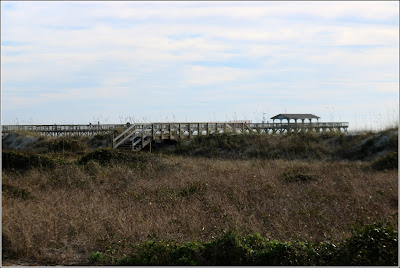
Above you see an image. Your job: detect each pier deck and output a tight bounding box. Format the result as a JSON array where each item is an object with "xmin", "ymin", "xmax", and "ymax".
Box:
[{"xmin": 2, "ymin": 121, "xmax": 349, "ymax": 151}]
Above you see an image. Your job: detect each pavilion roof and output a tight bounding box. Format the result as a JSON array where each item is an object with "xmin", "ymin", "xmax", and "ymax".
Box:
[{"xmin": 270, "ymin": 114, "xmax": 320, "ymax": 120}]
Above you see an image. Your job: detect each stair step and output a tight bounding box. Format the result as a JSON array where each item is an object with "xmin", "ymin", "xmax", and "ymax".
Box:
[{"xmin": 113, "ymin": 123, "xmax": 153, "ymax": 151}]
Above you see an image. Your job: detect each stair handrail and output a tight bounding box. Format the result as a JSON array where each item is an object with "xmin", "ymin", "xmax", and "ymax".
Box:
[
  {"xmin": 130, "ymin": 123, "xmax": 153, "ymax": 146},
  {"xmin": 113, "ymin": 124, "xmax": 139, "ymax": 149},
  {"xmin": 114, "ymin": 123, "xmax": 136, "ymax": 141},
  {"xmin": 244, "ymin": 123, "xmax": 255, "ymax": 133}
]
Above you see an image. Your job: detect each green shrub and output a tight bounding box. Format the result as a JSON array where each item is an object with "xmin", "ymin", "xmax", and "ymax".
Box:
[
  {"xmin": 371, "ymin": 151, "xmax": 398, "ymax": 171},
  {"xmin": 282, "ymin": 169, "xmax": 317, "ymax": 183},
  {"xmin": 89, "ymin": 251, "xmax": 104, "ymax": 265},
  {"xmin": 90, "ymin": 223, "xmax": 398, "ymax": 266},
  {"xmin": 334, "ymin": 222, "xmax": 398, "ymax": 266},
  {"xmin": 2, "ymin": 184, "xmax": 33, "ymax": 200},
  {"xmin": 116, "ymin": 240, "xmax": 173, "ymax": 265},
  {"xmin": 254, "ymin": 240, "xmax": 296, "ymax": 265},
  {"xmin": 83, "ymin": 160, "xmax": 102, "ymax": 177},
  {"xmin": 179, "ymin": 182, "xmax": 201, "ymax": 197},
  {"xmin": 170, "ymin": 241, "xmax": 204, "ymax": 265},
  {"xmin": 47, "ymin": 138, "xmax": 87, "ymax": 153},
  {"xmin": 78, "ymin": 148, "xmax": 113, "ymax": 165},
  {"xmin": 2, "ymin": 233, "xmax": 16, "ymax": 260},
  {"xmin": 202, "ymin": 230, "xmax": 248, "ymax": 265},
  {"xmin": 2, "ymin": 151, "xmax": 63, "ymax": 171},
  {"xmin": 78, "ymin": 148, "xmax": 149, "ymax": 168}
]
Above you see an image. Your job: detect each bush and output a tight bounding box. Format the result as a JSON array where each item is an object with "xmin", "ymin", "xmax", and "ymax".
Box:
[
  {"xmin": 83, "ymin": 160, "xmax": 102, "ymax": 177},
  {"xmin": 47, "ymin": 138, "xmax": 87, "ymax": 153},
  {"xmin": 201, "ymin": 230, "xmax": 248, "ymax": 265},
  {"xmin": 78, "ymin": 148, "xmax": 150, "ymax": 167},
  {"xmin": 2, "ymin": 151, "xmax": 63, "ymax": 171},
  {"xmin": 334, "ymin": 222, "xmax": 398, "ymax": 266},
  {"xmin": 254, "ymin": 240, "xmax": 297, "ymax": 265},
  {"xmin": 371, "ymin": 151, "xmax": 398, "ymax": 171},
  {"xmin": 115, "ymin": 240, "xmax": 173, "ymax": 265},
  {"xmin": 170, "ymin": 132, "xmax": 333, "ymax": 160},
  {"xmin": 78, "ymin": 148, "xmax": 113, "ymax": 165},
  {"xmin": 2, "ymin": 184, "xmax": 33, "ymax": 200},
  {"xmin": 170, "ymin": 241, "xmax": 204, "ymax": 265},
  {"xmin": 282, "ymin": 169, "xmax": 317, "ymax": 183},
  {"xmin": 89, "ymin": 252, "xmax": 104, "ymax": 265},
  {"xmin": 90, "ymin": 223, "xmax": 398, "ymax": 266},
  {"xmin": 2, "ymin": 233, "xmax": 17, "ymax": 260}
]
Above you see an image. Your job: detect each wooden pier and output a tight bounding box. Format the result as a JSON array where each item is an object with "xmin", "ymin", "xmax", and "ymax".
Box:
[
  {"xmin": 2, "ymin": 121, "xmax": 349, "ymax": 151},
  {"xmin": 2, "ymin": 124, "xmax": 125, "ymax": 137}
]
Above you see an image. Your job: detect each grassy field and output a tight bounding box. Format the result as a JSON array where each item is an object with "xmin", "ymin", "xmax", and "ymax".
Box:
[{"xmin": 2, "ymin": 129, "xmax": 398, "ymax": 265}]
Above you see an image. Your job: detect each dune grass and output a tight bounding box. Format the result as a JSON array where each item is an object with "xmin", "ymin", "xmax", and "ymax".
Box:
[{"xmin": 1, "ymin": 129, "xmax": 398, "ymax": 265}]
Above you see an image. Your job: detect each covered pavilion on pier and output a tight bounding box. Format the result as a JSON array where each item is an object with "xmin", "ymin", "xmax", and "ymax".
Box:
[{"xmin": 271, "ymin": 114, "xmax": 320, "ymax": 124}]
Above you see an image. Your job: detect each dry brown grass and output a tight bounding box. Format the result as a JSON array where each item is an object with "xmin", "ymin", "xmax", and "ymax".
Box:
[{"xmin": 2, "ymin": 154, "xmax": 398, "ymax": 265}]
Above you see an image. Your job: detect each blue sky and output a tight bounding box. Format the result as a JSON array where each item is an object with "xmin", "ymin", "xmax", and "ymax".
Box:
[{"xmin": 1, "ymin": 1, "xmax": 398, "ymax": 130}]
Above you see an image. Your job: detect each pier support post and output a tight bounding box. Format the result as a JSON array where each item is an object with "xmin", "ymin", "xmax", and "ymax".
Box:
[{"xmin": 198, "ymin": 123, "xmax": 200, "ymax": 136}]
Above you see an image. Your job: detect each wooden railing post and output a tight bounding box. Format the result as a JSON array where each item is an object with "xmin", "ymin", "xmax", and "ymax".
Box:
[{"xmin": 141, "ymin": 131, "xmax": 145, "ymax": 149}]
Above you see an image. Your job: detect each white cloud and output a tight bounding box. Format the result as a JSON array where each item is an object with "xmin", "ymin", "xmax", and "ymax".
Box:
[
  {"xmin": 334, "ymin": 27, "xmax": 398, "ymax": 46},
  {"xmin": 181, "ymin": 65, "xmax": 253, "ymax": 86},
  {"xmin": 1, "ymin": 1, "xmax": 398, "ymax": 126},
  {"xmin": 85, "ymin": 1, "xmax": 398, "ymax": 21},
  {"xmin": 305, "ymin": 46, "xmax": 398, "ymax": 68}
]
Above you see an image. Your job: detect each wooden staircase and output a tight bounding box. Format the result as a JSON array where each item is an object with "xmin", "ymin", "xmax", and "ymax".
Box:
[{"xmin": 113, "ymin": 123, "xmax": 153, "ymax": 151}]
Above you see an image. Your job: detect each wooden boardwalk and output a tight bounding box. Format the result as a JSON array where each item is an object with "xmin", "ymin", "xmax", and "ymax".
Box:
[
  {"xmin": 2, "ymin": 124, "xmax": 125, "ymax": 136},
  {"xmin": 2, "ymin": 121, "xmax": 349, "ymax": 151}
]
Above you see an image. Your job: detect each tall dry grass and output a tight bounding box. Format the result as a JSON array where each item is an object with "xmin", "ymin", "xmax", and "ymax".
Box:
[{"xmin": 2, "ymin": 154, "xmax": 397, "ymax": 264}]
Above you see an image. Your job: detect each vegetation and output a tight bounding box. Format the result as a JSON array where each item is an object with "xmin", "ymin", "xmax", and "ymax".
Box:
[
  {"xmin": 2, "ymin": 151, "xmax": 65, "ymax": 171},
  {"xmin": 90, "ymin": 223, "xmax": 397, "ymax": 266},
  {"xmin": 371, "ymin": 151, "xmax": 398, "ymax": 171},
  {"xmin": 2, "ymin": 129, "xmax": 398, "ymax": 265},
  {"xmin": 47, "ymin": 137, "xmax": 87, "ymax": 153},
  {"xmin": 158, "ymin": 130, "xmax": 397, "ymax": 161}
]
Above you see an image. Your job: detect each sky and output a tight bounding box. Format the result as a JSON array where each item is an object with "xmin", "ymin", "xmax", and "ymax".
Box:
[{"xmin": 1, "ymin": 1, "xmax": 399, "ymax": 130}]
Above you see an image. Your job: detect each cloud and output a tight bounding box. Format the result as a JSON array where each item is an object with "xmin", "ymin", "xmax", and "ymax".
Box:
[
  {"xmin": 1, "ymin": 1, "xmax": 398, "ymax": 126},
  {"xmin": 84, "ymin": 1, "xmax": 398, "ymax": 22},
  {"xmin": 333, "ymin": 27, "xmax": 398, "ymax": 46}
]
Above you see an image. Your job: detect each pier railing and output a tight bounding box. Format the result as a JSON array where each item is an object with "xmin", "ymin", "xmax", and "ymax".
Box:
[
  {"xmin": 1, "ymin": 124, "xmax": 125, "ymax": 134},
  {"xmin": 2, "ymin": 122, "xmax": 349, "ymax": 136},
  {"xmin": 2, "ymin": 121, "xmax": 349, "ymax": 151}
]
